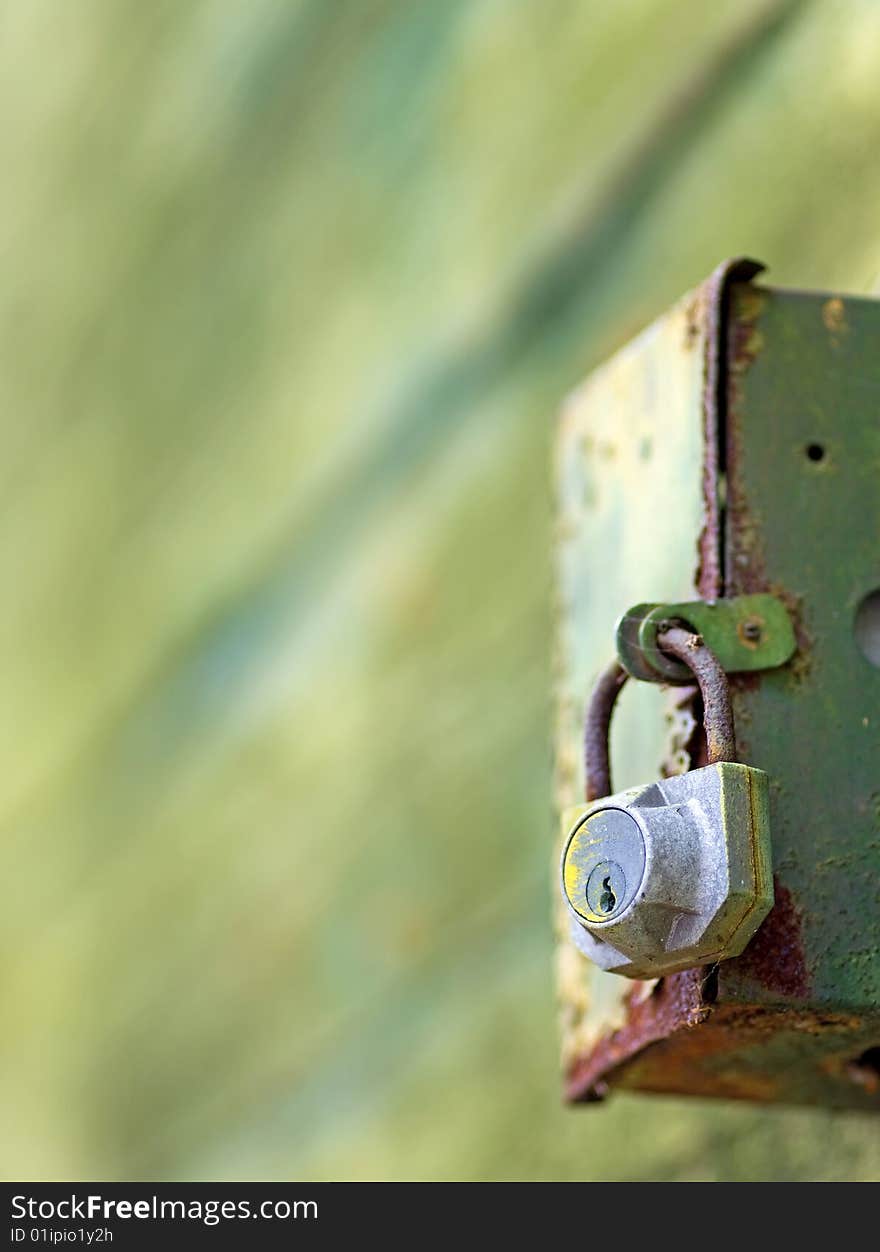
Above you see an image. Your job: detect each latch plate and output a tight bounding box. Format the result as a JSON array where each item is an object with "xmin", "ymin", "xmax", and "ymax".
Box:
[{"xmin": 616, "ymin": 594, "xmax": 797, "ymax": 683}]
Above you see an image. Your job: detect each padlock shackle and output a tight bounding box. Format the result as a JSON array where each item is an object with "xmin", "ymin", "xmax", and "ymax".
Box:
[
  {"xmin": 656, "ymin": 625, "xmax": 737, "ymax": 766},
  {"xmin": 584, "ymin": 628, "xmax": 736, "ymax": 802},
  {"xmin": 583, "ymin": 660, "xmax": 629, "ymax": 801}
]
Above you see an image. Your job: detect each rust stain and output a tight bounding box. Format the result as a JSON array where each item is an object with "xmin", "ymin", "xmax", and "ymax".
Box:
[
  {"xmin": 621, "ymin": 1004, "xmax": 876, "ymax": 1105},
  {"xmin": 759, "ymin": 582, "xmax": 812, "ymax": 681},
  {"xmin": 822, "ymin": 296, "xmax": 848, "ymax": 341},
  {"xmin": 564, "ymin": 967, "xmax": 707, "ymax": 1101},
  {"xmin": 696, "ymin": 258, "xmax": 764, "ymax": 601},
  {"xmin": 727, "ymin": 880, "xmax": 810, "ymax": 999},
  {"xmin": 725, "ymin": 290, "xmax": 771, "ymax": 600},
  {"xmin": 697, "ymin": 273, "xmax": 722, "ymax": 601},
  {"xmin": 567, "ymin": 999, "xmax": 879, "ymax": 1108},
  {"xmin": 623, "ymin": 1009, "xmax": 785, "ymax": 1102}
]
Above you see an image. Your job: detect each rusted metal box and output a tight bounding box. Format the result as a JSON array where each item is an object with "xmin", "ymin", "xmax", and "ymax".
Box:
[{"xmin": 555, "ymin": 259, "xmax": 880, "ymax": 1108}]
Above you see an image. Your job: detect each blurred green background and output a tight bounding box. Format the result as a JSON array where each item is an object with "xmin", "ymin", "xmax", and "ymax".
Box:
[{"xmin": 2, "ymin": 0, "xmax": 880, "ymax": 1181}]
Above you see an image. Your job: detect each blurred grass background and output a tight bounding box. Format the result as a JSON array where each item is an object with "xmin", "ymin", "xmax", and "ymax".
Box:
[{"xmin": 2, "ymin": 0, "xmax": 880, "ymax": 1180}]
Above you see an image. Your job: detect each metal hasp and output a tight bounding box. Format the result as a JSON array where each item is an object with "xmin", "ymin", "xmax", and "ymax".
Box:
[
  {"xmin": 554, "ymin": 257, "xmax": 880, "ymax": 1109},
  {"xmin": 616, "ymin": 594, "xmax": 797, "ymax": 684}
]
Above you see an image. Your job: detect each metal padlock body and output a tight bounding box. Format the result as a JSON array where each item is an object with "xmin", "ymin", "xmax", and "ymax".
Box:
[{"xmin": 560, "ymin": 762, "xmax": 773, "ymax": 980}]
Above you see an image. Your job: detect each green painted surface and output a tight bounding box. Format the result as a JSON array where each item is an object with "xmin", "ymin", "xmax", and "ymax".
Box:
[
  {"xmin": 1, "ymin": 0, "xmax": 880, "ymax": 1179},
  {"xmin": 721, "ymin": 285, "xmax": 880, "ymax": 1012}
]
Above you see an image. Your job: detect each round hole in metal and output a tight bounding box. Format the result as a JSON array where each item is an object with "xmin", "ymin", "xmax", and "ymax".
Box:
[{"xmin": 854, "ymin": 589, "xmax": 880, "ymax": 668}]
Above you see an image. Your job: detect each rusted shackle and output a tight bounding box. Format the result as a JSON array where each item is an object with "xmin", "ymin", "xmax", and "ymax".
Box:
[{"xmin": 583, "ymin": 625, "xmax": 737, "ymax": 802}]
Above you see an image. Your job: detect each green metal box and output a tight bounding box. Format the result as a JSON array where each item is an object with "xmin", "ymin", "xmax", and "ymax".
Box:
[{"xmin": 556, "ymin": 259, "xmax": 880, "ymax": 1108}]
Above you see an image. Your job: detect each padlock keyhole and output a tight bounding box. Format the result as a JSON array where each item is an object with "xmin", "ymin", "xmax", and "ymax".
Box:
[{"xmin": 581, "ymin": 856, "xmax": 627, "ymax": 921}]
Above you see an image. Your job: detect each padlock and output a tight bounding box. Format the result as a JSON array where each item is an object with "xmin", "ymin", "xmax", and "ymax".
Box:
[{"xmin": 560, "ymin": 624, "xmax": 773, "ymax": 980}]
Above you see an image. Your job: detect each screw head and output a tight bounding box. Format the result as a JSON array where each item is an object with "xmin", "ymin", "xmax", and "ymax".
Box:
[{"xmin": 738, "ymin": 616, "xmax": 763, "ymax": 647}]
